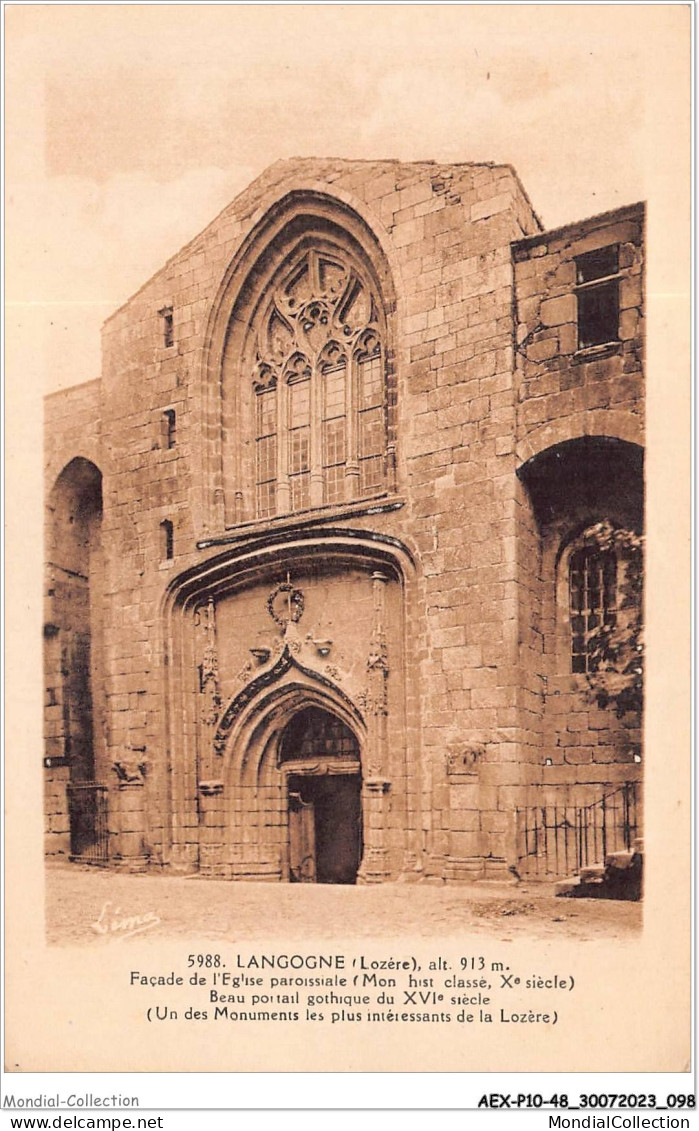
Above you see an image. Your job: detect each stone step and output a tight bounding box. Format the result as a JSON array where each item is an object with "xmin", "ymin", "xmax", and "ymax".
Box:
[
  {"xmin": 605, "ymin": 849, "xmax": 636, "ymax": 870},
  {"xmin": 556, "ymin": 843, "xmax": 643, "ymax": 900},
  {"xmin": 554, "ymin": 877, "xmax": 582, "ymax": 896},
  {"xmin": 579, "ymin": 864, "xmax": 606, "ymax": 882}
]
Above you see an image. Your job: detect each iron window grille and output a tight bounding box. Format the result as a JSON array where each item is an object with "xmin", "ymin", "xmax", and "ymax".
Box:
[{"xmin": 569, "ymin": 545, "xmax": 617, "ymax": 673}]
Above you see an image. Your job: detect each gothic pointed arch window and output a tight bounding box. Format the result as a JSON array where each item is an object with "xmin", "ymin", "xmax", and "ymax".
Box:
[{"xmin": 249, "ymin": 246, "xmax": 389, "ymax": 519}]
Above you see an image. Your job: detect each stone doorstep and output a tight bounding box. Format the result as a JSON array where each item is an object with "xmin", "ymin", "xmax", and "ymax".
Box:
[
  {"xmin": 554, "ymin": 878, "xmax": 583, "ymax": 897},
  {"xmin": 554, "ymin": 846, "xmax": 644, "ymax": 899},
  {"xmin": 553, "ymin": 866, "xmax": 606, "ymax": 896},
  {"xmin": 604, "ymin": 849, "xmax": 636, "ymax": 870},
  {"xmin": 579, "ymin": 863, "xmax": 607, "ymax": 883}
]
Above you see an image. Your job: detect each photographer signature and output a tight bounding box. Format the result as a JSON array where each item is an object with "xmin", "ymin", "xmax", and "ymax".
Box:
[{"xmin": 92, "ymin": 901, "xmax": 161, "ymax": 939}]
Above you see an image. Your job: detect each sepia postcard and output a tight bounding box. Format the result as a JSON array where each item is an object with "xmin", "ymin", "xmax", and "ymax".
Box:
[{"xmin": 2, "ymin": 0, "xmax": 693, "ymax": 1104}]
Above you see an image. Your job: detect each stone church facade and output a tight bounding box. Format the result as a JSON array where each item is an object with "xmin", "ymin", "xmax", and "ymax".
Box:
[{"xmin": 43, "ymin": 159, "xmax": 644, "ymax": 883}]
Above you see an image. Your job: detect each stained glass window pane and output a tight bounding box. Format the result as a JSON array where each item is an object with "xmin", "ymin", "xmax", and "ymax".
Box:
[
  {"xmin": 255, "ymin": 387, "xmax": 277, "ymax": 519},
  {"xmin": 257, "ymin": 434, "xmax": 277, "ymax": 482},
  {"xmin": 290, "ymin": 472, "xmax": 310, "ymax": 511},
  {"xmin": 359, "ymin": 354, "xmax": 382, "ymax": 408},
  {"xmin": 250, "ymin": 249, "xmax": 388, "ymax": 518},
  {"xmin": 359, "ymin": 455, "xmax": 383, "ymax": 493},
  {"xmin": 323, "ymin": 418, "xmax": 346, "ymax": 467},
  {"xmin": 257, "ymin": 390, "xmax": 276, "ymax": 436},
  {"xmin": 324, "ymin": 368, "xmax": 346, "ymax": 419},
  {"xmin": 256, "ymin": 480, "xmax": 276, "ymax": 518},
  {"xmin": 321, "ymin": 364, "xmax": 347, "ymax": 504},
  {"xmin": 289, "ymin": 427, "xmax": 310, "ymax": 475},
  {"xmin": 289, "ymin": 380, "xmax": 310, "ymax": 428},
  {"xmin": 359, "ymin": 406, "xmax": 384, "ymax": 459},
  {"xmin": 324, "ymin": 464, "xmax": 345, "ymax": 505}
]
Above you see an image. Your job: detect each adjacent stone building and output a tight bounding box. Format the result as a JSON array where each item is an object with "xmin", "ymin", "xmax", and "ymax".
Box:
[{"xmin": 44, "ymin": 159, "xmax": 644, "ymax": 883}]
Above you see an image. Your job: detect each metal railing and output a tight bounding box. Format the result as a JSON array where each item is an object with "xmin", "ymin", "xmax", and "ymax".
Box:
[
  {"xmin": 515, "ymin": 782, "xmax": 640, "ymax": 879},
  {"xmin": 67, "ymin": 781, "xmax": 110, "ymax": 864}
]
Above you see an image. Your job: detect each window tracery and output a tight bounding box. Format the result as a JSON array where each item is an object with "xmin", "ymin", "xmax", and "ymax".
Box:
[{"xmin": 251, "ymin": 247, "xmax": 387, "ymax": 518}]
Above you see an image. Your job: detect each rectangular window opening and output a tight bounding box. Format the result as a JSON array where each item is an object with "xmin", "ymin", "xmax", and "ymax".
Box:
[
  {"xmin": 160, "ymin": 519, "xmax": 174, "ymax": 561},
  {"xmin": 162, "ymin": 409, "xmax": 176, "ymax": 449},
  {"xmin": 160, "ymin": 307, "xmax": 174, "ymax": 349},
  {"xmin": 576, "ymin": 281, "xmax": 620, "ymax": 350},
  {"xmin": 574, "ymin": 245, "xmax": 620, "ymax": 350},
  {"xmin": 575, "ymin": 245, "xmax": 619, "ymax": 285}
]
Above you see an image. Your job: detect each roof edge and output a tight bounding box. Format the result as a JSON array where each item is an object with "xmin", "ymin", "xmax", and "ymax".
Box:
[
  {"xmin": 512, "ymin": 201, "xmax": 645, "ymax": 253},
  {"xmin": 101, "ymin": 157, "xmax": 542, "ymax": 329},
  {"xmin": 44, "ymin": 377, "xmax": 102, "ymax": 401}
]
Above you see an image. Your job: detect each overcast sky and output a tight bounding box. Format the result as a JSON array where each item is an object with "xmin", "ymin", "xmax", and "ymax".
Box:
[{"xmin": 6, "ymin": 4, "xmax": 688, "ymax": 392}]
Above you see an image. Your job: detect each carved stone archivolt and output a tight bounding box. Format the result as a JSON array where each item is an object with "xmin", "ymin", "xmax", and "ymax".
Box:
[
  {"xmin": 212, "ymin": 643, "xmax": 359, "ymax": 757},
  {"xmin": 212, "ymin": 577, "xmax": 355, "ymax": 757}
]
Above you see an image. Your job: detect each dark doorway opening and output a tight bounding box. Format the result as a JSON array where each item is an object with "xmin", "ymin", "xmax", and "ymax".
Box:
[
  {"xmin": 288, "ymin": 773, "xmax": 362, "ymax": 884},
  {"xmin": 67, "ymin": 782, "xmax": 109, "ymax": 863},
  {"xmin": 280, "ymin": 706, "xmax": 363, "ymax": 884}
]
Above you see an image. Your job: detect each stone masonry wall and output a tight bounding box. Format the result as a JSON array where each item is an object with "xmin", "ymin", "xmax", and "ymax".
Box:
[
  {"xmin": 43, "ymin": 160, "xmax": 644, "ymax": 880},
  {"xmin": 512, "ymin": 205, "xmax": 645, "ymax": 810},
  {"xmin": 44, "ymin": 380, "xmax": 102, "ymax": 487},
  {"xmin": 83, "ymin": 158, "xmax": 541, "ymax": 876},
  {"xmin": 513, "ymin": 203, "xmax": 644, "ymax": 453}
]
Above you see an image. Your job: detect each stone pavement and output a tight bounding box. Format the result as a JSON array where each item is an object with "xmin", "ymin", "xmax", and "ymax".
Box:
[{"xmin": 45, "ymin": 864, "xmax": 641, "ymax": 946}]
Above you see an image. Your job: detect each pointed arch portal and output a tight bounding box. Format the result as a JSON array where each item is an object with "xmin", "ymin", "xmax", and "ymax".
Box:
[
  {"xmin": 213, "ymin": 670, "xmax": 369, "ymax": 885},
  {"xmin": 161, "ymin": 530, "xmax": 418, "ymax": 883}
]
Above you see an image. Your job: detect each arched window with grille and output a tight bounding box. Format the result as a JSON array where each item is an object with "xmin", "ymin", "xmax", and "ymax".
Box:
[
  {"xmin": 250, "ymin": 246, "xmax": 389, "ymax": 518},
  {"xmin": 569, "ymin": 543, "xmax": 617, "ymax": 673}
]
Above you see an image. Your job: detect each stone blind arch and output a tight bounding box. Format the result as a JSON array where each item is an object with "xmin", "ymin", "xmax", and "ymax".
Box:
[
  {"xmin": 45, "ymin": 444, "xmax": 108, "ymax": 503},
  {"xmin": 518, "ymin": 434, "xmax": 644, "ymax": 780},
  {"xmin": 44, "ymin": 456, "xmax": 107, "ymax": 861}
]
